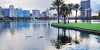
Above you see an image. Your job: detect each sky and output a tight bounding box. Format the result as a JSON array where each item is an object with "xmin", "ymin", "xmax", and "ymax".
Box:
[{"xmin": 0, "ymin": 0, "xmax": 100, "ymax": 15}]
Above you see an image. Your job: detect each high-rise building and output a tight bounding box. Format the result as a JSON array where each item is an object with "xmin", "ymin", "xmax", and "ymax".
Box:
[
  {"xmin": 0, "ymin": 7, "xmax": 2, "ymax": 17},
  {"xmin": 23, "ymin": 10, "xmax": 30, "ymax": 17},
  {"xmin": 2, "ymin": 8, "xmax": 10, "ymax": 17},
  {"xmin": 80, "ymin": 0, "xmax": 91, "ymax": 18},
  {"xmin": 42, "ymin": 11, "xmax": 48, "ymax": 17},
  {"xmin": 9, "ymin": 5, "xmax": 15, "ymax": 17},
  {"xmin": 32, "ymin": 10, "xmax": 40, "ymax": 17},
  {"xmin": 16, "ymin": 8, "xmax": 23, "ymax": 17},
  {"xmin": 41, "ymin": 10, "xmax": 50, "ymax": 17},
  {"xmin": 14, "ymin": 9, "xmax": 17, "ymax": 17}
]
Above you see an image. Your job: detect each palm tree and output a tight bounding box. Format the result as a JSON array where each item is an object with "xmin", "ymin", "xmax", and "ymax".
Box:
[
  {"xmin": 60, "ymin": 4, "xmax": 73, "ymax": 24},
  {"xmin": 74, "ymin": 4, "xmax": 80, "ymax": 23},
  {"xmin": 67, "ymin": 4, "xmax": 74, "ymax": 23},
  {"xmin": 52, "ymin": 0, "xmax": 64, "ymax": 23},
  {"xmin": 60, "ymin": 4, "xmax": 69, "ymax": 24}
]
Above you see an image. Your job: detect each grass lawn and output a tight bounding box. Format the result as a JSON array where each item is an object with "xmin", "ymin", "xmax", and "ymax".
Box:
[{"xmin": 53, "ymin": 23, "xmax": 100, "ymax": 31}]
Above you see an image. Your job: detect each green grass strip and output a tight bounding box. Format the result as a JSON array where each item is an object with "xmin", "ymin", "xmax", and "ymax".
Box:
[{"xmin": 53, "ymin": 23, "xmax": 100, "ymax": 31}]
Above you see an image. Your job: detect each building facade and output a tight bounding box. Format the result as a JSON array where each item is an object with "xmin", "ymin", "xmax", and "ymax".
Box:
[
  {"xmin": 0, "ymin": 7, "xmax": 2, "ymax": 17},
  {"xmin": 32, "ymin": 10, "xmax": 40, "ymax": 17},
  {"xmin": 23, "ymin": 10, "xmax": 30, "ymax": 17},
  {"xmin": 2, "ymin": 8, "xmax": 10, "ymax": 17},
  {"xmin": 14, "ymin": 9, "xmax": 17, "ymax": 17},
  {"xmin": 16, "ymin": 8, "xmax": 23, "ymax": 17},
  {"xmin": 9, "ymin": 5, "xmax": 15, "ymax": 17},
  {"xmin": 80, "ymin": 0, "xmax": 91, "ymax": 18}
]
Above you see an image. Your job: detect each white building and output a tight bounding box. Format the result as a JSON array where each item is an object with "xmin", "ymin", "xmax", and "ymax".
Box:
[{"xmin": 9, "ymin": 5, "xmax": 15, "ymax": 17}]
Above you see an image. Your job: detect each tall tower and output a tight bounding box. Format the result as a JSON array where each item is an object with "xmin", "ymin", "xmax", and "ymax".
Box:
[
  {"xmin": 9, "ymin": 5, "xmax": 15, "ymax": 17},
  {"xmin": 0, "ymin": 7, "xmax": 2, "ymax": 17},
  {"xmin": 80, "ymin": 0, "xmax": 91, "ymax": 18}
]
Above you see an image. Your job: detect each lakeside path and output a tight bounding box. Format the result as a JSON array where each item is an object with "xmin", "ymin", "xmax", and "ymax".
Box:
[{"xmin": 51, "ymin": 23, "xmax": 100, "ymax": 34}]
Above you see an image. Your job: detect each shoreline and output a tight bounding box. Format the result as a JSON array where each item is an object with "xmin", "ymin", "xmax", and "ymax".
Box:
[{"xmin": 51, "ymin": 23, "xmax": 100, "ymax": 35}]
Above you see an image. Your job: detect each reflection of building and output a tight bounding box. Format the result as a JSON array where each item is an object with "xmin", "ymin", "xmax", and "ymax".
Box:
[
  {"xmin": 23, "ymin": 10, "xmax": 30, "ymax": 17},
  {"xmin": 2, "ymin": 8, "xmax": 10, "ymax": 17},
  {"xmin": 16, "ymin": 8, "xmax": 23, "ymax": 17},
  {"xmin": 9, "ymin": 5, "xmax": 15, "ymax": 17},
  {"xmin": 80, "ymin": 0, "xmax": 91, "ymax": 18},
  {"xmin": 32, "ymin": 10, "xmax": 40, "ymax": 17},
  {"xmin": 10, "ymin": 22, "xmax": 17, "ymax": 34}
]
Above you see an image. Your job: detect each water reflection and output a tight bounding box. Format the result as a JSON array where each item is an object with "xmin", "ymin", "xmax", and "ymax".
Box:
[
  {"xmin": 51, "ymin": 28, "xmax": 72, "ymax": 49},
  {"xmin": 0, "ymin": 21, "xmax": 31, "ymax": 36},
  {"xmin": 74, "ymin": 31, "xmax": 80, "ymax": 44},
  {"xmin": 0, "ymin": 20, "xmax": 100, "ymax": 50},
  {"xmin": 51, "ymin": 28, "xmax": 100, "ymax": 50},
  {"xmin": 80, "ymin": 31, "xmax": 90, "ymax": 39}
]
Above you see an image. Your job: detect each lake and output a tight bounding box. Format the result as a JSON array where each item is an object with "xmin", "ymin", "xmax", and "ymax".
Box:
[{"xmin": 0, "ymin": 20, "xmax": 100, "ymax": 50}]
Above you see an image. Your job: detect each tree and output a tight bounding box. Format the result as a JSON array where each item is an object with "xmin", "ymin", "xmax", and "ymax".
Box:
[
  {"xmin": 74, "ymin": 4, "xmax": 80, "ymax": 23},
  {"xmin": 52, "ymin": 0, "xmax": 64, "ymax": 23},
  {"xmin": 60, "ymin": 4, "xmax": 69, "ymax": 24},
  {"xmin": 60, "ymin": 4, "xmax": 73, "ymax": 24},
  {"xmin": 67, "ymin": 4, "xmax": 74, "ymax": 23}
]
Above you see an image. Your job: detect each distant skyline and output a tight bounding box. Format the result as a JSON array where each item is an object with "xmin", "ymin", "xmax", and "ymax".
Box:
[{"xmin": 0, "ymin": 0, "xmax": 100, "ymax": 15}]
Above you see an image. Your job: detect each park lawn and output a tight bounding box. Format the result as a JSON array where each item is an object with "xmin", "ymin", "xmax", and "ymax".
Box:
[{"xmin": 53, "ymin": 23, "xmax": 100, "ymax": 31}]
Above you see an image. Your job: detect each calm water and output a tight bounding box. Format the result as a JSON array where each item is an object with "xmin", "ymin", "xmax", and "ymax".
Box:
[{"xmin": 0, "ymin": 20, "xmax": 100, "ymax": 50}]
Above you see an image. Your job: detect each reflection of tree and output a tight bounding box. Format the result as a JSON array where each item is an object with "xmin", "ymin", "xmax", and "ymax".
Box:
[
  {"xmin": 79, "ymin": 31, "xmax": 90, "ymax": 43},
  {"xmin": 74, "ymin": 31, "xmax": 80, "ymax": 44},
  {"xmin": 96, "ymin": 36, "xmax": 100, "ymax": 42},
  {"xmin": 80, "ymin": 31, "xmax": 90, "ymax": 39},
  {"xmin": 51, "ymin": 28, "xmax": 72, "ymax": 49}
]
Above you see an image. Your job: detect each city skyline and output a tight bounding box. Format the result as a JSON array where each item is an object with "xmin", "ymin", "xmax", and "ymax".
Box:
[{"xmin": 0, "ymin": 0, "xmax": 100, "ymax": 16}]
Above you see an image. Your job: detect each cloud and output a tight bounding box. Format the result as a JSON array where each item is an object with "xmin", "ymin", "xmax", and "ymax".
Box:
[
  {"xmin": 91, "ymin": 0, "xmax": 100, "ymax": 14},
  {"xmin": 64, "ymin": 0, "xmax": 81, "ymax": 4},
  {"xmin": 0, "ymin": 0, "xmax": 12, "ymax": 7},
  {"xmin": 0, "ymin": 0, "xmax": 54, "ymax": 12},
  {"xmin": 0, "ymin": 0, "xmax": 100, "ymax": 15},
  {"xmin": 11, "ymin": 0, "xmax": 54, "ymax": 12}
]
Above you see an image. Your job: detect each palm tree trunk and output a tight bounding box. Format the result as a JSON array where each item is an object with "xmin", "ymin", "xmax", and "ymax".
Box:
[
  {"xmin": 68, "ymin": 15, "xmax": 69, "ymax": 23},
  {"xmin": 75, "ymin": 10, "xmax": 77, "ymax": 23},
  {"xmin": 64, "ymin": 16, "xmax": 66, "ymax": 24},
  {"xmin": 57, "ymin": 3, "xmax": 60, "ymax": 23}
]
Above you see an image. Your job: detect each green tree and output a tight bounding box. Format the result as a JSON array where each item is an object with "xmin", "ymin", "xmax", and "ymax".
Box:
[
  {"xmin": 52, "ymin": 0, "xmax": 64, "ymax": 23},
  {"xmin": 60, "ymin": 4, "xmax": 73, "ymax": 24},
  {"xmin": 67, "ymin": 4, "xmax": 74, "ymax": 23},
  {"xmin": 60, "ymin": 4, "xmax": 69, "ymax": 24},
  {"xmin": 74, "ymin": 4, "xmax": 80, "ymax": 23}
]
